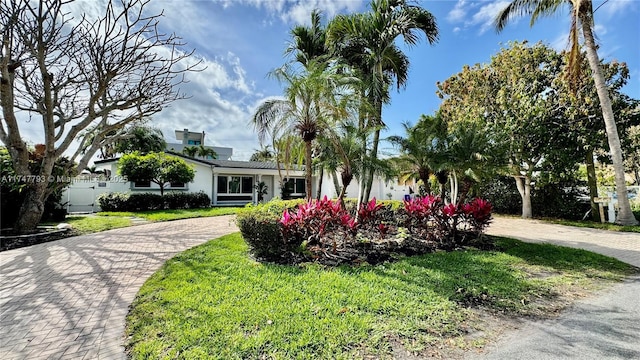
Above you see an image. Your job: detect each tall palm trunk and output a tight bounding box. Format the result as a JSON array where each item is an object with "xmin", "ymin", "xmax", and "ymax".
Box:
[
  {"xmin": 316, "ymin": 167, "xmax": 324, "ymax": 200},
  {"xmin": 331, "ymin": 171, "xmax": 342, "ymax": 197},
  {"xmin": 304, "ymin": 140, "xmax": 313, "ymax": 201},
  {"xmin": 581, "ymin": 20, "xmax": 638, "ymax": 225},
  {"xmin": 363, "ymin": 100, "xmax": 383, "ymax": 202}
]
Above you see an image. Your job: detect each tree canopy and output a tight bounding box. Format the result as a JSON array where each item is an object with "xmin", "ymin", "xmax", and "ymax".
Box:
[
  {"xmin": 118, "ymin": 152, "xmax": 195, "ymax": 196},
  {"xmin": 0, "ymin": 0, "xmax": 199, "ymax": 231}
]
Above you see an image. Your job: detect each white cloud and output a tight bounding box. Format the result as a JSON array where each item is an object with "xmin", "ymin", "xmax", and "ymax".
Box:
[
  {"xmin": 550, "ymin": 32, "xmax": 570, "ymax": 52},
  {"xmin": 471, "ymin": 1, "xmax": 511, "ymax": 34},
  {"xmin": 599, "ymin": 0, "xmax": 637, "ymax": 17},
  {"xmin": 593, "ymin": 23, "xmax": 608, "ymax": 36},
  {"xmin": 226, "ymin": 0, "xmax": 364, "ymax": 24},
  {"xmin": 447, "ymin": 0, "xmax": 468, "ymax": 23},
  {"xmin": 447, "ymin": 0, "xmax": 512, "ymax": 35}
]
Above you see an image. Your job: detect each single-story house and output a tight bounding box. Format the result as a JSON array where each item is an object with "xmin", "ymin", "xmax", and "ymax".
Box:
[{"xmin": 63, "ymin": 155, "xmax": 416, "ymax": 213}]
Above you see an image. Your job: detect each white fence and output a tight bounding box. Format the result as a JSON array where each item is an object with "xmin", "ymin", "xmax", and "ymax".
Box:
[{"xmin": 61, "ymin": 177, "xmax": 129, "ymax": 213}]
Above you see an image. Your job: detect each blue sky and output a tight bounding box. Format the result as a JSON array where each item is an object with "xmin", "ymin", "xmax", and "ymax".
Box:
[{"xmin": 21, "ymin": 0, "xmax": 640, "ymax": 161}]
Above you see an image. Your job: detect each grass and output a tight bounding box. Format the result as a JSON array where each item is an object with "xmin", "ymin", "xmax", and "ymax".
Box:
[
  {"xmin": 98, "ymin": 207, "xmax": 241, "ymax": 222},
  {"xmin": 544, "ymin": 218, "xmax": 640, "ymax": 233},
  {"xmin": 125, "ymin": 233, "xmax": 635, "ymax": 359},
  {"xmin": 43, "ymin": 215, "xmax": 132, "ymax": 235}
]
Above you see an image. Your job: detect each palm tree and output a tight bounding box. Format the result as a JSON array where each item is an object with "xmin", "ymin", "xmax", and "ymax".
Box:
[
  {"xmin": 252, "ymin": 61, "xmax": 353, "ymax": 200},
  {"xmin": 326, "ymin": 0, "xmax": 439, "ymax": 205},
  {"xmin": 182, "ymin": 146, "xmax": 198, "ymax": 158},
  {"xmin": 495, "ymin": 0, "xmax": 636, "ymax": 225},
  {"xmin": 250, "ymin": 145, "xmax": 275, "ymax": 162},
  {"xmin": 322, "ymin": 121, "xmax": 372, "ymax": 203},
  {"xmin": 286, "ymin": 9, "xmax": 329, "ymax": 69},
  {"xmin": 444, "ymin": 122, "xmax": 502, "ymax": 206},
  {"xmin": 388, "ymin": 114, "xmax": 448, "ymax": 194},
  {"xmin": 196, "ymin": 145, "xmax": 217, "ymax": 159}
]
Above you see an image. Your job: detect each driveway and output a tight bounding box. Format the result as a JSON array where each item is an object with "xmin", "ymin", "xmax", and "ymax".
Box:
[
  {"xmin": 465, "ymin": 217, "xmax": 640, "ymax": 360},
  {"xmin": 0, "ymin": 216, "xmax": 238, "ymax": 360},
  {"xmin": 1, "ymin": 215, "xmax": 638, "ymax": 359}
]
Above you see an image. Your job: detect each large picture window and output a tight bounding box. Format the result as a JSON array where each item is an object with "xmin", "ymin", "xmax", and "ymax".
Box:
[{"xmin": 218, "ymin": 175, "xmax": 253, "ymax": 194}]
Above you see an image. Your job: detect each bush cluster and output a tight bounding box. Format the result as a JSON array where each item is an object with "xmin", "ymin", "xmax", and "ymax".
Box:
[
  {"xmin": 479, "ymin": 176, "xmax": 590, "ymax": 220},
  {"xmin": 237, "ymin": 196, "xmax": 493, "ymax": 265},
  {"xmin": 97, "ymin": 191, "xmax": 211, "ymax": 211},
  {"xmin": 236, "ymin": 199, "xmax": 306, "ymax": 260}
]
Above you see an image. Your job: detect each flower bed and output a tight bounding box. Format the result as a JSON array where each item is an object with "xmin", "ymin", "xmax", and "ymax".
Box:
[{"xmin": 237, "ymin": 196, "xmax": 493, "ymax": 265}]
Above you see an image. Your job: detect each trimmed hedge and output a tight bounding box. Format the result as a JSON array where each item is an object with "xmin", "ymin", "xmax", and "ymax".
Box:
[
  {"xmin": 236, "ymin": 199, "xmax": 306, "ymax": 261},
  {"xmin": 97, "ymin": 191, "xmax": 211, "ymax": 212}
]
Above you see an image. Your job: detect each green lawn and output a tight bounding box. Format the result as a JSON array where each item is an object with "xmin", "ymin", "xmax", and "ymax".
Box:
[
  {"xmin": 98, "ymin": 207, "xmax": 241, "ymax": 222},
  {"xmin": 125, "ymin": 233, "xmax": 635, "ymax": 359},
  {"xmin": 45, "ymin": 215, "xmax": 132, "ymax": 235}
]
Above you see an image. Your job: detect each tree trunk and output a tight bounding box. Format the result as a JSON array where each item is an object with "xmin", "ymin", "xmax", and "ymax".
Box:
[
  {"xmin": 15, "ymin": 183, "xmax": 47, "ymax": 233},
  {"xmin": 331, "ymin": 171, "xmax": 342, "ymax": 198},
  {"xmin": 363, "ymin": 100, "xmax": 383, "ymax": 203},
  {"xmin": 304, "ymin": 140, "xmax": 313, "ymax": 201},
  {"xmin": 418, "ymin": 168, "xmax": 431, "ymax": 194},
  {"xmin": 581, "ymin": 19, "xmax": 638, "ymax": 225},
  {"xmin": 316, "ymin": 167, "xmax": 324, "ymax": 201},
  {"xmin": 514, "ymin": 175, "xmax": 532, "ymax": 219},
  {"xmin": 585, "ymin": 148, "xmax": 601, "ymax": 222},
  {"xmin": 338, "ymin": 171, "xmax": 353, "ymax": 203}
]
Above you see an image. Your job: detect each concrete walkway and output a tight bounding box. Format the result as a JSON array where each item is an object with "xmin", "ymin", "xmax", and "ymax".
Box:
[
  {"xmin": 0, "ymin": 216, "xmax": 238, "ymax": 360},
  {"xmin": 466, "ymin": 217, "xmax": 640, "ymax": 360}
]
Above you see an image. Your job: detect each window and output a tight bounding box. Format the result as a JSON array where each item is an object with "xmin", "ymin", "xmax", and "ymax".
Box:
[
  {"xmin": 218, "ymin": 176, "xmax": 228, "ymax": 193},
  {"xmin": 295, "ymin": 178, "xmax": 305, "ymax": 195},
  {"xmin": 188, "ymin": 140, "xmax": 201, "ymax": 145},
  {"xmin": 169, "ymin": 182, "xmax": 186, "ymax": 188},
  {"xmin": 217, "ymin": 175, "xmax": 253, "ymax": 194},
  {"xmin": 134, "ymin": 180, "xmax": 151, "ymax": 188},
  {"xmin": 283, "ymin": 178, "xmax": 305, "ymax": 195},
  {"xmin": 241, "ymin": 177, "xmax": 253, "ymax": 194},
  {"xmin": 229, "ymin": 176, "xmax": 241, "ymax": 193}
]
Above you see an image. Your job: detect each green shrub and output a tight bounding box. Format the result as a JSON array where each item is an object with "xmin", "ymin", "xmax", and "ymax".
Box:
[
  {"xmin": 128, "ymin": 193, "xmax": 164, "ymax": 211},
  {"xmin": 163, "ymin": 191, "xmax": 211, "ymax": 209},
  {"xmin": 187, "ymin": 191, "xmax": 212, "ymax": 208},
  {"xmin": 97, "ymin": 192, "xmax": 130, "ymax": 211},
  {"xmin": 478, "ymin": 176, "xmax": 521, "ymax": 215},
  {"xmin": 236, "ymin": 199, "xmax": 305, "ymax": 261},
  {"xmin": 97, "ymin": 191, "xmax": 211, "ymax": 211}
]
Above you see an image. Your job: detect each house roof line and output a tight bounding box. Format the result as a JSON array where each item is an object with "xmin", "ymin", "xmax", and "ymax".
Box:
[{"xmin": 95, "ymin": 151, "xmax": 305, "ymax": 171}]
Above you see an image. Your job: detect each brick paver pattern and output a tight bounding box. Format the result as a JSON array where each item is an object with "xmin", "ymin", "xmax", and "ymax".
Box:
[
  {"xmin": 1, "ymin": 215, "xmax": 638, "ymax": 359},
  {"xmin": 0, "ymin": 216, "xmax": 238, "ymax": 360}
]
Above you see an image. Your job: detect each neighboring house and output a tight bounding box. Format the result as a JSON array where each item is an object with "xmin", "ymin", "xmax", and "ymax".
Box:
[{"xmin": 166, "ymin": 128, "xmax": 233, "ymax": 160}]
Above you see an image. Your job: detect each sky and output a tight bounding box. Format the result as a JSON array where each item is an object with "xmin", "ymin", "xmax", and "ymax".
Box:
[{"xmin": 14, "ymin": 0, "xmax": 640, "ymax": 161}]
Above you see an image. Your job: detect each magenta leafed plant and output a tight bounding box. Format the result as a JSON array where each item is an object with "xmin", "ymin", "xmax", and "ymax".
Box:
[
  {"xmin": 357, "ymin": 198, "xmax": 384, "ymax": 224},
  {"xmin": 403, "ymin": 195, "xmax": 441, "ymax": 222},
  {"xmin": 271, "ymin": 196, "xmax": 494, "ymax": 265},
  {"xmin": 461, "ymin": 198, "xmax": 493, "ymax": 233},
  {"xmin": 280, "ymin": 196, "xmax": 356, "ymax": 245}
]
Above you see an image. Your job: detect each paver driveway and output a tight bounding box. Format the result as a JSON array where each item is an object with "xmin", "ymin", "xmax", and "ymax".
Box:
[{"xmin": 0, "ymin": 216, "xmax": 238, "ymax": 360}]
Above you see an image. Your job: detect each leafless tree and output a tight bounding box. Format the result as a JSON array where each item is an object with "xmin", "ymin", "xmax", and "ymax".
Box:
[{"xmin": 0, "ymin": 0, "xmax": 201, "ymax": 231}]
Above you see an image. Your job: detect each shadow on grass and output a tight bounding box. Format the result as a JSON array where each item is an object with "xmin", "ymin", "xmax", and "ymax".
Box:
[{"xmin": 493, "ymin": 236, "xmax": 636, "ymax": 273}]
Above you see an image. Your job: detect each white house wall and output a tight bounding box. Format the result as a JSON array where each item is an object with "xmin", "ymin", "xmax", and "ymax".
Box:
[{"xmin": 318, "ymin": 173, "xmax": 416, "ymax": 201}]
